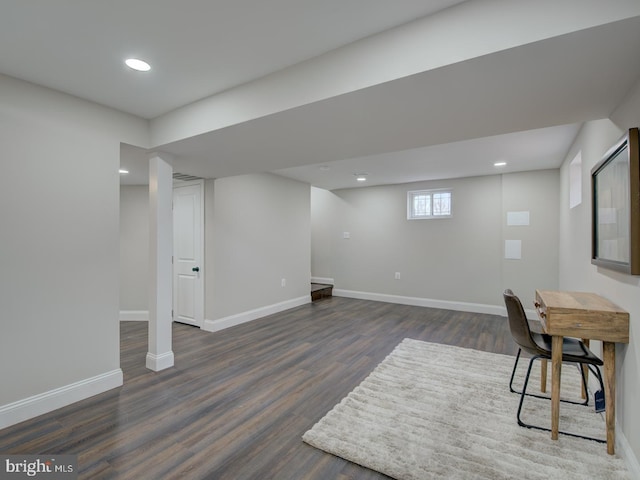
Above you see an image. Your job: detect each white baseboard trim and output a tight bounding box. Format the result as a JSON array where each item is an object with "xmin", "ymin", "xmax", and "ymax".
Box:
[
  {"xmin": 145, "ymin": 351, "xmax": 175, "ymax": 371},
  {"xmin": 203, "ymin": 296, "xmax": 310, "ymax": 333},
  {"xmin": 0, "ymin": 369, "xmax": 123, "ymax": 430},
  {"xmin": 119, "ymin": 310, "xmax": 149, "ymax": 321},
  {"xmin": 311, "ymin": 277, "xmax": 335, "ymax": 285},
  {"xmin": 523, "ymin": 308, "xmax": 539, "ymax": 321},
  {"xmin": 333, "ymin": 289, "xmax": 517, "ymax": 317},
  {"xmin": 617, "ymin": 421, "xmax": 640, "ymax": 478}
]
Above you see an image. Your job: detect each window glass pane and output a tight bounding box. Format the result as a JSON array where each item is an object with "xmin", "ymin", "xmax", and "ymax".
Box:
[
  {"xmin": 432, "ymin": 192, "xmax": 451, "ymax": 216},
  {"xmin": 413, "ymin": 194, "xmax": 431, "ymax": 217},
  {"xmin": 407, "ymin": 189, "xmax": 451, "ymax": 219}
]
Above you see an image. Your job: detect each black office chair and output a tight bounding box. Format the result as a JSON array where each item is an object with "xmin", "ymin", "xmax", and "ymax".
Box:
[{"xmin": 503, "ymin": 289, "xmax": 605, "ymax": 442}]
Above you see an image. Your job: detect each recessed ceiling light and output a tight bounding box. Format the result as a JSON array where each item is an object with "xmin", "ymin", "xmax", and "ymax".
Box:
[
  {"xmin": 494, "ymin": 162, "xmax": 507, "ymax": 167},
  {"xmin": 125, "ymin": 58, "xmax": 151, "ymax": 72},
  {"xmin": 355, "ymin": 173, "xmax": 368, "ymax": 182},
  {"xmin": 119, "ymin": 169, "xmax": 129, "ymax": 174}
]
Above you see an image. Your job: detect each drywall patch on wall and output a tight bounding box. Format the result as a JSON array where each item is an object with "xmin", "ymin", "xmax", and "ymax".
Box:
[
  {"xmin": 504, "ymin": 240, "xmax": 522, "ymax": 259},
  {"xmin": 506, "ymin": 211, "xmax": 530, "ymax": 226}
]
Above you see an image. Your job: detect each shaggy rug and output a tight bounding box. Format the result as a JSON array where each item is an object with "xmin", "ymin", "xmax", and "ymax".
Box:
[{"xmin": 302, "ymin": 339, "xmax": 630, "ymax": 480}]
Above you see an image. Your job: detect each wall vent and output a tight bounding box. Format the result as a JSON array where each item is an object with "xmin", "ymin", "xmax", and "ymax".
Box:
[{"xmin": 173, "ymin": 172, "xmax": 204, "ymax": 182}]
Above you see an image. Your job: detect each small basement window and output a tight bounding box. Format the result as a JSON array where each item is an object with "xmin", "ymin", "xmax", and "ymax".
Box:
[{"xmin": 407, "ymin": 189, "xmax": 452, "ymax": 219}]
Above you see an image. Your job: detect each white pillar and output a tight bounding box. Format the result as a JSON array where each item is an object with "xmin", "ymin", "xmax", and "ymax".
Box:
[{"xmin": 147, "ymin": 154, "xmax": 174, "ymax": 371}]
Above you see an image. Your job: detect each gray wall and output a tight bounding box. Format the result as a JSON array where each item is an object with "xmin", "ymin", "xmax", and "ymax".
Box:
[
  {"xmin": 119, "ymin": 186, "xmax": 149, "ymax": 312},
  {"xmin": 310, "ymin": 187, "xmax": 336, "ymax": 281},
  {"xmin": 208, "ymin": 173, "xmax": 311, "ymax": 320},
  {"xmin": 0, "ymin": 74, "xmax": 148, "ymax": 406},
  {"xmin": 311, "ymin": 170, "xmax": 559, "ymax": 310},
  {"xmin": 118, "ymin": 174, "xmax": 311, "ymax": 324},
  {"xmin": 204, "ymin": 179, "xmax": 216, "ymax": 320},
  {"xmin": 501, "ymin": 170, "xmax": 560, "ymax": 306},
  {"xmin": 559, "ymin": 117, "xmax": 640, "ymax": 467}
]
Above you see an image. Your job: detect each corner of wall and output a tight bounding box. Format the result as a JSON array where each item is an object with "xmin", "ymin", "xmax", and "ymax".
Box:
[{"xmin": 610, "ymin": 78, "xmax": 640, "ymax": 130}]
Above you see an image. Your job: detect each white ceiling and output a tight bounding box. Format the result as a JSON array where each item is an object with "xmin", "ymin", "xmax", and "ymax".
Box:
[
  {"xmin": 274, "ymin": 124, "xmax": 583, "ymax": 190},
  {"xmin": 0, "ymin": 0, "xmax": 466, "ymax": 119},
  {"xmin": 3, "ymin": 1, "xmax": 640, "ymax": 190}
]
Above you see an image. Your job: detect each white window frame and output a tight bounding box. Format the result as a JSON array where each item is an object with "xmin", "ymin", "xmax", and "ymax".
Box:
[{"xmin": 407, "ymin": 188, "xmax": 452, "ymax": 220}]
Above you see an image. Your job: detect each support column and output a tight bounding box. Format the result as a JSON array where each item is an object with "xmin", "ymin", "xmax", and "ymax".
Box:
[{"xmin": 147, "ymin": 154, "xmax": 174, "ymax": 371}]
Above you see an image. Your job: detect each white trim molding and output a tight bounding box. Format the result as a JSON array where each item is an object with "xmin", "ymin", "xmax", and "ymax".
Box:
[
  {"xmin": 145, "ymin": 351, "xmax": 175, "ymax": 372},
  {"xmin": 523, "ymin": 308, "xmax": 539, "ymax": 321},
  {"xmin": 119, "ymin": 310, "xmax": 149, "ymax": 321},
  {"xmin": 333, "ymin": 289, "xmax": 533, "ymax": 318},
  {"xmin": 617, "ymin": 422, "xmax": 640, "ymax": 479},
  {"xmin": 0, "ymin": 369, "xmax": 123, "ymax": 430},
  {"xmin": 311, "ymin": 277, "xmax": 335, "ymax": 285},
  {"xmin": 203, "ymin": 296, "xmax": 310, "ymax": 333}
]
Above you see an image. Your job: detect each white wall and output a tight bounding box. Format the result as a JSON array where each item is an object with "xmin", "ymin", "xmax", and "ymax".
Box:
[
  {"xmin": 204, "ymin": 178, "xmax": 216, "ymax": 321},
  {"xmin": 501, "ymin": 170, "xmax": 560, "ymax": 307},
  {"xmin": 611, "ymin": 78, "xmax": 640, "ymax": 129},
  {"xmin": 558, "ymin": 118, "xmax": 640, "ymax": 471},
  {"xmin": 151, "ymin": 0, "xmax": 640, "ymax": 146},
  {"xmin": 310, "ymin": 187, "xmax": 336, "ymax": 281},
  {"xmin": 0, "ymin": 74, "xmax": 149, "ymax": 422},
  {"xmin": 117, "ymin": 174, "xmax": 311, "ymax": 330},
  {"xmin": 311, "ymin": 170, "xmax": 559, "ymax": 312},
  {"xmin": 206, "ymin": 173, "xmax": 311, "ymax": 325},
  {"xmin": 119, "ymin": 185, "xmax": 149, "ymax": 312}
]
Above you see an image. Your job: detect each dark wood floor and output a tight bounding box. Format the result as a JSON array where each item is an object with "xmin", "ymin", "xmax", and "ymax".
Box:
[{"xmin": 0, "ymin": 297, "xmax": 518, "ymax": 479}]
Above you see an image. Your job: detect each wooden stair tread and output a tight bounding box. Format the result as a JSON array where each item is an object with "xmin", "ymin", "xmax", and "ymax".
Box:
[{"xmin": 311, "ymin": 283, "xmax": 333, "ymax": 301}]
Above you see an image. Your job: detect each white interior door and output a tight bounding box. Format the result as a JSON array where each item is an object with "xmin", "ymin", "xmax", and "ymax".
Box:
[{"xmin": 173, "ymin": 181, "xmax": 204, "ymax": 327}]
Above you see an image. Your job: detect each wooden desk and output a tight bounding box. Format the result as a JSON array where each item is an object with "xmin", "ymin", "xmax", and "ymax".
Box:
[{"xmin": 534, "ymin": 290, "xmax": 629, "ymax": 454}]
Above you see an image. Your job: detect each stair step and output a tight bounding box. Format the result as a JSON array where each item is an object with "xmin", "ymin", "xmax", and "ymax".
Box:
[{"xmin": 311, "ymin": 283, "xmax": 333, "ymax": 301}]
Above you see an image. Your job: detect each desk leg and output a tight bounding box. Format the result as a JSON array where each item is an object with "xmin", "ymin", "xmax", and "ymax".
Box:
[
  {"xmin": 551, "ymin": 335, "xmax": 563, "ymax": 440},
  {"xmin": 603, "ymin": 341, "xmax": 616, "ymax": 455}
]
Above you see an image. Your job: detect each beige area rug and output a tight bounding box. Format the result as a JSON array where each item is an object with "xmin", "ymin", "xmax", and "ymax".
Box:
[{"xmin": 302, "ymin": 339, "xmax": 630, "ymax": 480}]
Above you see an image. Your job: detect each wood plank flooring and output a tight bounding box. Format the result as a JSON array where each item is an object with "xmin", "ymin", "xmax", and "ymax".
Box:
[{"xmin": 0, "ymin": 297, "xmax": 518, "ymax": 479}]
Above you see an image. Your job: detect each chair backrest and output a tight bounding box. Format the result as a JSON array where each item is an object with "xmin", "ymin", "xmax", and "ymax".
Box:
[{"xmin": 503, "ymin": 289, "xmax": 540, "ymax": 355}]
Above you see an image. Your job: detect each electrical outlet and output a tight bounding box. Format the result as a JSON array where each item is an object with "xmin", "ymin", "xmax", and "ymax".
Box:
[
  {"xmin": 281, "ymin": 278, "xmax": 286, "ymax": 287},
  {"xmin": 343, "ymin": 232, "xmax": 351, "ymax": 239},
  {"xmin": 395, "ymin": 272, "xmax": 401, "ymax": 280}
]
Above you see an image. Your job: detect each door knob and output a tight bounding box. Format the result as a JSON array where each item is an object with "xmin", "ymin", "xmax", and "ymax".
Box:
[{"xmin": 192, "ymin": 267, "xmax": 200, "ymax": 272}]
